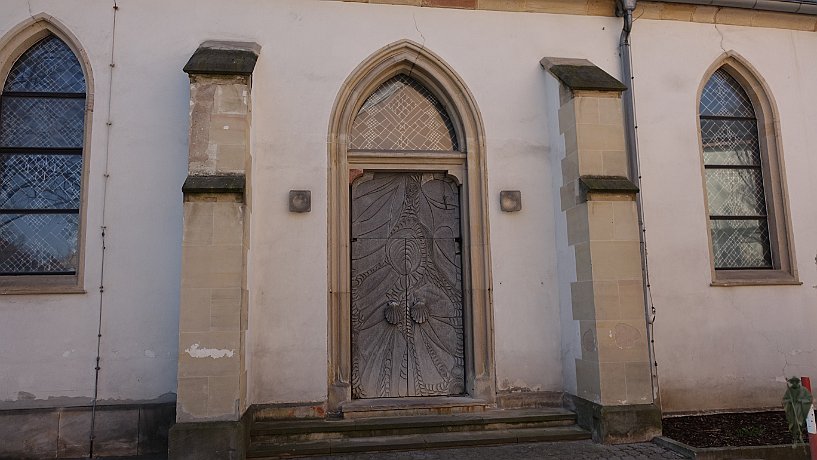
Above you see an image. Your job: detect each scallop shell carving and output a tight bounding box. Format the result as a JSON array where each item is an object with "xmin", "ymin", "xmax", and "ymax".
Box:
[
  {"xmin": 410, "ymin": 300, "xmax": 429, "ymax": 324},
  {"xmin": 384, "ymin": 301, "xmax": 401, "ymax": 325}
]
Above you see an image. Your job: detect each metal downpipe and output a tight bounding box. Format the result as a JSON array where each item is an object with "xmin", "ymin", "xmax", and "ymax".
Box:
[{"xmin": 617, "ymin": 0, "xmax": 661, "ymax": 405}]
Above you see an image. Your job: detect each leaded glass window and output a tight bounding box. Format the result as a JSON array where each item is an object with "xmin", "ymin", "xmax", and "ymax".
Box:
[
  {"xmin": 350, "ymin": 75, "xmax": 458, "ymax": 151},
  {"xmin": 0, "ymin": 35, "xmax": 86, "ymax": 275},
  {"xmin": 700, "ymin": 69, "xmax": 772, "ymax": 270}
]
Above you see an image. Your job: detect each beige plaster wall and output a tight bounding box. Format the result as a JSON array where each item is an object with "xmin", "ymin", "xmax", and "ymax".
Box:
[
  {"xmin": 1, "ymin": 0, "xmax": 813, "ymax": 414},
  {"xmin": 239, "ymin": 1, "xmax": 626, "ymax": 403},
  {"xmin": 0, "ymin": 0, "xmax": 626, "ymax": 407},
  {"xmin": 0, "ymin": 1, "xmax": 185, "ymax": 409},
  {"xmin": 632, "ymin": 19, "xmax": 817, "ymax": 412}
]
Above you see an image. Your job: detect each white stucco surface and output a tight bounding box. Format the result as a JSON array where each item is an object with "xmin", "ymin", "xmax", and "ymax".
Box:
[
  {"xmin": 0, "ymin": 1, "xmax": 183, "ymax": 408},
  {"xmin": 632, "ymin": 18, "xmax": 817, "ymax": 412},
  {"xmin": 1, "ymin": 0, "xmax": 814, "ymax": 414}
]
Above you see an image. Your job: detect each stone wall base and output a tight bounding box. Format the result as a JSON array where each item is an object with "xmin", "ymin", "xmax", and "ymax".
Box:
[
  {"xmin": 495, "ymin": 391, "xmax": 565, "ymax": 409},
  {"xmin": 168, "ymin": 418, "xmax": 247, "ymax": 460},
  {"xmin": 0, "ymin": 402, "xmax": 174, "ymax": 458},
  {"xmin": 251, "ymin": 401, "xmax": 328, "ymax": 420},
  {"xmin": 566, "ymin": 395, "xmax": 662, "ymax": 444}
]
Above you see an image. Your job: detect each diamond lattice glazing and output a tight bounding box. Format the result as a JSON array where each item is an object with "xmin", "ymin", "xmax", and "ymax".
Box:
[
  {"xmin": 710, "ymin": 219, "xmax": 772, "ymax": 269},
  {"xmin": 700, "ymin": 68, "xmax": 772, "ymax": 270},
  {"xmin": 0, "ymin": 154, "xmax": 82, "ymax": 209},
  {"xmin": 0, "ymin": 34, "xmax": 85, "ymax": 275},
  {"xmin": 0, "ymin": 213, "xmax": 78, "ymax": 273},
  {"xmin": 705, "ymin": 169, "xmax": 766, "ymax": 216},
  {"xmin": 0, "ymin": 97, "xmax": 85, "ymax": 148},
  {"xmin": 3, "ymin": 35, "xmax": 86, "ymax": 93},
  {"xmin": 350, "ymin": 75, "xmax": 458, "ymax": 151},
  {"xmin": 700, "ymin": 69, "xmax": 755, "ymax": 118},
  {"xmin": 700, "ymin": 119, "xmax": 760, "ymax": 166}
]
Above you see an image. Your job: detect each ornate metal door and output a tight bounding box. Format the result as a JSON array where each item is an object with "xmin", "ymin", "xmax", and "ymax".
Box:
[{"xmin": 351, "ymin": 172, "xmax": 464, "ymax": 398}]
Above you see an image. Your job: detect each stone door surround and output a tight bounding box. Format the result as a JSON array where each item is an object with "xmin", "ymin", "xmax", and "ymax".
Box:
[{"xmin": 327, "ymin": 40, "xmax": 494, "ymax": 413}]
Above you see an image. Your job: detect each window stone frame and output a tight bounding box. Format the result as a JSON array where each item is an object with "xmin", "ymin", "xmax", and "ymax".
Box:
[
  {"xmin": 0, "ymin": 16, "xmax": 94, "ymax": 294},
  {"xmin": 696, "ymin": 53, "xmax": 799, "ymax": 287}
]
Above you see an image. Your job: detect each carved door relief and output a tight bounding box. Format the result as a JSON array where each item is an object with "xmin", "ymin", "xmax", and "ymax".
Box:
[{"xmin": 351, "ymin": 172, "xmax": 465, "ymax": 399}]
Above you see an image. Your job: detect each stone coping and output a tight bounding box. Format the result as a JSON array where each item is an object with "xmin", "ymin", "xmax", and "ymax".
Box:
[
  {"xmin": 579, "ymin": 175, "xmax": 639, "ymax": 194},
  {"xmin": 654, "ymin": 435, "xmax": 810, "ymax": 459},
  {"xmin": 541, "ymin": 58, "xmax": 628, "ymax": 92},
  {"xmin": 184, "ymin": 41, "xmax": 260, "ymax": 76},
  {"xmin": 182, "ymin": 174, "xmax": 245, "ymax": 194}
]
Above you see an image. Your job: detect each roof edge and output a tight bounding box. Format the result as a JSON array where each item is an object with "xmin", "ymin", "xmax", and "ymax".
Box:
[{"xmin": 650, "ymin": 0, "xmax": 817, "ymax": 15}]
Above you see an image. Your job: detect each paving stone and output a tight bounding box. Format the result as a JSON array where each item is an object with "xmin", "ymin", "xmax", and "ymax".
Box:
[{"xmin": 309, "ymin": 440, "xmax": 685, "ymax": 459}]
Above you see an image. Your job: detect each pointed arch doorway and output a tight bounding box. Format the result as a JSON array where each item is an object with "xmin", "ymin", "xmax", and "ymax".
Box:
[{"xmin": 327, "ymin": 41, "xmax": 494, "ymax": 411}]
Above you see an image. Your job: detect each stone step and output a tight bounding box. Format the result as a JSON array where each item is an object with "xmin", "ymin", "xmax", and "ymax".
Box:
[
  {"xmin": 339, "ymin": 396, "xmax": 490, "ymax": 419},
  {"xmin": 247, "ymin": 425, "xmax": 591, "ymax": 458},
  {"xmin": 251, "ymin": 408, "xmax": 577, "ymax": 444}
]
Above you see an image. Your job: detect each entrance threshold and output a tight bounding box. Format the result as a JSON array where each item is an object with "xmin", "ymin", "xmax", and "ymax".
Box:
[{"xmin": 340, "ymin": 396, "xmax": 489, "ymax": 419}]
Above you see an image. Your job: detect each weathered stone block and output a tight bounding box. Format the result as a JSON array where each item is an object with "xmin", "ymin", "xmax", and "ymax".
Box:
[
  {"xmin": 611, "ymin": 201, "xmax": 639, "ymax": 241},
  {"xmin": 590, "ymin": 241, "xmax": 642, "ymax": 281},
  {"xmin": 618, "ymin": 280, "xmax": 646, "ymax": 319},
  {"xmin": 212, "ymin": 204, "xmax": 244, "ymax": 245},
  {"xmin": 625, "ymin": 362, "xmax": 653, "ymax": 403},
  {"xmin": 207, "ymin": 376, "xmax": 239, "ymax": 418},
  {"xmin": 138, "ymin": 404, "xmax": 175, "ymax": 454},
  {"xmin": 0, "ymin": 410, "xmax": 59, "ymax": 458},
  {"xmin": 578, "ymin": 149, "xmax": 604, "ymax": 176},
  {"xmin": 602, "ymin": 150, "xmax": 628, "ymax": 177},
  {"xmin": 57, "ymin": 409, "xmax": 91, "ymax": 457},
  {"xmin": 169, "ymin": 421, "xmax": 245, "ymax": 460},
  {"xmin": 575, "ymin": 96, "xmax": 600, "ymax": 124},
  {"xmin": 592, "ymin": 281, "xmax": 620, "ymax": 320},
  {"xmin": 569, "ymin": 395, "xmax": 662, "ymax": 444},
  {"xmin": 214, "ymin": 85, "xmax": 248, "ymax": 115},
  {"xmin": 89, "ymin": 408, "xmax": 139, "ymax": 457},
  {"xmin": 181, "ymin": 245, "xmax": 243, "ymax": 289},
  {"xmin": 598, "ymin": 362, "xmax": 628, "ymax": 403},
  {"xmin": 183, "ymin": 202, "xmax": 215, "ymax": 246},
  {"xmin": 578, "ymin": 123, "xmax": 626, "ymax": 151},
  {"xmin": 180, "ymin": 287, "xmax": 212, "ymax": 333},
  {"xmin": 587, "ymin": 201, "xmax": 614, "ymax": 241},
  {"xmin": 177, "ymin": 378, "xmax": 209, "ymax": 421},
  {"xmin": 595, "ymin": 320, "xmax": 650, "ymax": 363},
  {"xmin": 210, "ymin": 288, "xmax": 242, "ymax": 331}
]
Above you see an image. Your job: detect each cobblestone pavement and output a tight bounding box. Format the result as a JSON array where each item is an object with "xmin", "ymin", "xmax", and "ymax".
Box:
[
  {"xmin": 311, "ymin": 441, "xmax": 685, "ymax": 459},
  {"xmin": 88, "ymin": 440, "xmax": 684, "ymax": 460}
]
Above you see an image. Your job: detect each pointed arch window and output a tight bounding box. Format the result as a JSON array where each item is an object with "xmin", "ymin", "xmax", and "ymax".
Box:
[
  {"xmin": 350, "ymin": 75, "xmax": 458, "ymax": 152},
  {"xmin": 0, "ymin": 34, "xmax": 87, "ymax": 280},
  {"xmin": 699, "ymin": 65, "xmax": 797, "ymax": 284}
]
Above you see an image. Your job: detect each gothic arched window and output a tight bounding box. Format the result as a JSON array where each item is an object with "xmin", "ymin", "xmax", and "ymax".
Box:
[
  {"xmin": 699, "ymin": 64, "xmax": 796, "ymax": 284},
  {"xmin": 0, "ymin": 35, "xmax": 87, "ymax": 280}
]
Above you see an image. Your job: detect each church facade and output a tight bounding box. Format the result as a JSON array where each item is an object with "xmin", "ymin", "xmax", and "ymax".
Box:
[{"xmin": 1, "ymin": 0, "xmax": 815, "ymax": 457}]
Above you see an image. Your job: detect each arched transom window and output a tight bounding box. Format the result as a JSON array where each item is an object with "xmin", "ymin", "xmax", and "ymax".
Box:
[
  {"xmin": 0, "ymin": 35, "xmax": 86, "ymax": 276},
  {"xmin": 699, "ymin": 69, "xmax": 771, "ymax": 270},
  {"xmin": 350, "ymin": 75, "xmax": 458, "ymax": 151}
]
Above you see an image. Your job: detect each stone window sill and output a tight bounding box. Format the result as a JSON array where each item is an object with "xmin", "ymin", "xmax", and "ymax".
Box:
[
  {"xmin": 710, "ymin": 270, "xmax": 801, "ymax": 287},
  {"xmin": 0, "ymin": 275, "xmax": 85, "ymax": 295}
]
